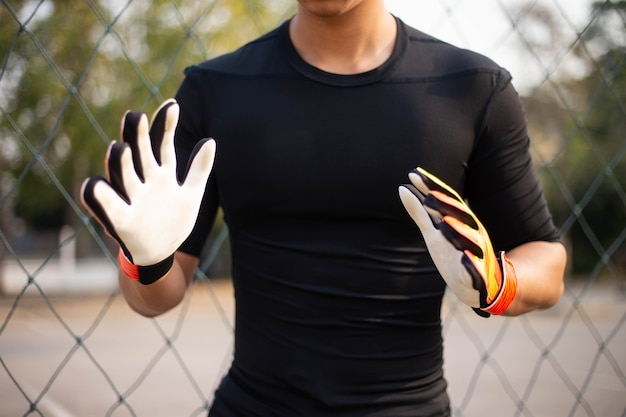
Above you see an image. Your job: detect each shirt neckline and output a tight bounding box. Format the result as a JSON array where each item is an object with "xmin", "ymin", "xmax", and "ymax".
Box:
[{"xmin": 281, "ymin": 16, "xmax": 406, "ymax": 87}]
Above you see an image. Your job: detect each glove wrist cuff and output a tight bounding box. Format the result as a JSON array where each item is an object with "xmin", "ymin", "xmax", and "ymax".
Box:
[
  {"xmin": 118, "ymin": 248, "xmax": 174, "ymax": 285},
  {"xmin": 482, "ymin": 252, "xmax": 518, "ymax": 315}
]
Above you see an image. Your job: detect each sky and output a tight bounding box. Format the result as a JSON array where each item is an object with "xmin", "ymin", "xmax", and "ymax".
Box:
[{"xmin": 384, "ymin": 0, "xmax": 595, "ymax": 93}]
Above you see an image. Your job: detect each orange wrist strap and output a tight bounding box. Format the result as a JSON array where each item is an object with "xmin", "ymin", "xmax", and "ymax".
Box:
[{"xmin": 482, "ymin": 252, "xmax": 518, "ymax": 315}]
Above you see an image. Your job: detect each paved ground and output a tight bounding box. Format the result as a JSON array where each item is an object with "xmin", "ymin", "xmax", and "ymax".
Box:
[{"xmin": 1, "ymin": 267, "xmax": 625, "ymax": 417}]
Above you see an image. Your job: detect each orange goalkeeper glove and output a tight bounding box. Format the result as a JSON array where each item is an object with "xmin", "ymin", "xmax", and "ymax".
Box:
[
  {"xmin": 81, "ymin": 99, "xmax": 215, "ymax": 285},
  {"xmin": 398, "ymin": 167, "xmax": 517, "ymax": 317}
]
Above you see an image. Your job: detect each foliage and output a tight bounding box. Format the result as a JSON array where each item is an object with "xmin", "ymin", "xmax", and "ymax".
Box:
[
  {"xmin": 530, "ymin": 1, "xmax": 626, "ymax": 273},
  {"xmin": 0, "ymin": 0, "xmax": 294, "ymax": 251},
  {"xmin": 1, "ymin": 1, "xmax": 625, "ymax": 274}
]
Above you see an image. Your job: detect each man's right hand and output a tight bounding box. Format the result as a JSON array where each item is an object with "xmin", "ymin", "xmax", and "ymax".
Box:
[{"xmin": 81, "ymin": 99, "xmax": 215, "ymax": 285}]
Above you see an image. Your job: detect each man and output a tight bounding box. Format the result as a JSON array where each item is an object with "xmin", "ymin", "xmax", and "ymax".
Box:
[{"xmin": 82, "ymin": 1, "xmax": 567, "ymax": 415}]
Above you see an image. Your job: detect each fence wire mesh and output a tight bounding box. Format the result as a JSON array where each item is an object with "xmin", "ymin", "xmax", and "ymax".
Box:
[{"xmin": 1, "ymin": 0, "xmax": 625, "ymax": 416}]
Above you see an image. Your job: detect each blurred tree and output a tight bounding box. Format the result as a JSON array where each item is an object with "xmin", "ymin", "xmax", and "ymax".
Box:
[
  {"xmin": 0, "ymin": 0, "xmax": 294, "ymax": 259},
  {"xmin": 4, "ymin": 0, "xmax": 623, "ymax": 275},
  {"xmin": 529, "ymin": 1, "xmax": 626, "ymax": 273}
]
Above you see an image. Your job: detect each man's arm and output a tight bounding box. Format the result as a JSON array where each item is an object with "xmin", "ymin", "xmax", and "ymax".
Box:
[
  {"xmin": 399, "ymin": 167, "xmax": 567, "ymax": 317},
  {"xmin": 118, "ymin": 251, "xmax": 199, "ymax": 317},
  {"xmin": 502, "ymin": 240, "xmax": 566, "ymax": 316},
  {"xmin": 80, "ymin": 100, "xmax": 215, "ymax": 317}
]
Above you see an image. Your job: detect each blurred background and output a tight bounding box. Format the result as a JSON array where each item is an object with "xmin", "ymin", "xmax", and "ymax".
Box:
[{"xmin": 1, "ymin": 0, "xmax": 625, "ymax": 416}]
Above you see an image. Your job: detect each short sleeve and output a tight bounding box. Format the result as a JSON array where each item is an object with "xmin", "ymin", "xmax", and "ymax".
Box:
[
  {"xmin": 174, "ymin": 71, "xmax": 220, "ymax": 257},
  {"xmin": 464, "ymin": 71, "xmax": 560, "ymax": 250}
]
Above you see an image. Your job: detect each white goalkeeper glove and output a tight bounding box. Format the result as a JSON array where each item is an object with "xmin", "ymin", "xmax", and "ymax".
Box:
[{"xmin": 81, "ymin": 99, "xmax": 215, "ymax": 284}]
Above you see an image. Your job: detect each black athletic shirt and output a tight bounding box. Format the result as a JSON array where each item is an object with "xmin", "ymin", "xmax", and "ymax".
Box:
[{"xmin": 174, "ymin": 17, "xmax": 560, "ymax": 417}]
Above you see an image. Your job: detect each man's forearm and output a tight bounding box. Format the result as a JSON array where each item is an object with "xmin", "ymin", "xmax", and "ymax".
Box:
[
  {"xmin": 503, "ymin": 240, "xmax": 567, "ymax": 316},
  {"xmin": 118, "ymin": 251, "xmax": 198, "ymax": 317}
]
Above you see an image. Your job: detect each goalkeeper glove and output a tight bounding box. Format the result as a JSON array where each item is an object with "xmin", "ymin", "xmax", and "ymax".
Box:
[
  {"xmin": 398, "ymin": 167, "xmax": 517, "ymax": 317},
  {"xmin": 81, "ymin": 99, "xmax": 215, "ymax": 284}
]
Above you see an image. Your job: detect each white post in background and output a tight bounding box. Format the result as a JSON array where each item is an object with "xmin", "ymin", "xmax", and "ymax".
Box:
[{"xmin": 59, "ymin": 225, "xmax": 76, "ymax": 279}]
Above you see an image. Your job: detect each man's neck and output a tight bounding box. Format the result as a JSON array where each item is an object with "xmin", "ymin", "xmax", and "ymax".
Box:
[{"xmin": 289, "ymin": 2, "xmax": 397, "ymax": 75}]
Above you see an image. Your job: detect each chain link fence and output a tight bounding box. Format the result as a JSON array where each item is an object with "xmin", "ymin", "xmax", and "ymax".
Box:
[{"xmin": 1, "ymin": 0, "xmax": 625, "ymax": 416}]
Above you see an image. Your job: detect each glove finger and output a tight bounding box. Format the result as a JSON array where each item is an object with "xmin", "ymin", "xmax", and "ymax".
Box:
[
  {"xmin": 81, "ymin": 176, "xmax": 111, "ymax": 227},
  {"xmin": 413, "ymin": 167, "xmax": 464, "ymax": 203},
  {"xmin": 407, "ymin": 171, "xmax": 433, "ymax": 200},
  {"xmin": 106, "ymin": 140, "xmax": 144, "ymax": 201},
  {"xmin": 122, "ymin": 111, "xmax": 156, "ymax": 181},
  {"xmin": 149, "ymin": 99, "xmax": 178, "ymax": 169},
  {"xmin": 91, "ymin": 178, "xmax": 131, "ymax": 222},
  {"xmin": 408, "ymin": 170, "xmax": 469, "ymax": 225},
  {"xmin": 438, "ymin": 217, "xmax": 483, "ymax": 257},
  {"xmin": 402, "ymin": 175, "xmax": 427, "ymax": 202},
  {"xmin": 404, "ymin": 176, "xmax": 444, "ymax": 224},
  {"xmin": 80, "ymin": 176, "xmax": 128, "ymax": 251},
  {"xmin": 121, "ymin": 111, "xmax": 144, "ymax": 181},
  {"xmin": 105, "ymin": 141, "xmax": 130, "ymax": 203},
  {"xmin": 399, "ymin": 184, "xmax": 441, "ymax": 232},
  {"xmin": 181, "ymin": 138, "xmax": 216, "ymax": 189},
  {"xmin": 424, "ymin": 191, "xmax": 478, "ymax": 230}
]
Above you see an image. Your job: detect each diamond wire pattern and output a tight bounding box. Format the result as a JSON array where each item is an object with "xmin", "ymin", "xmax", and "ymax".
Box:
[{"xmin": 1, "ymin": 1, "xmax": 625, "ymax": 416}]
